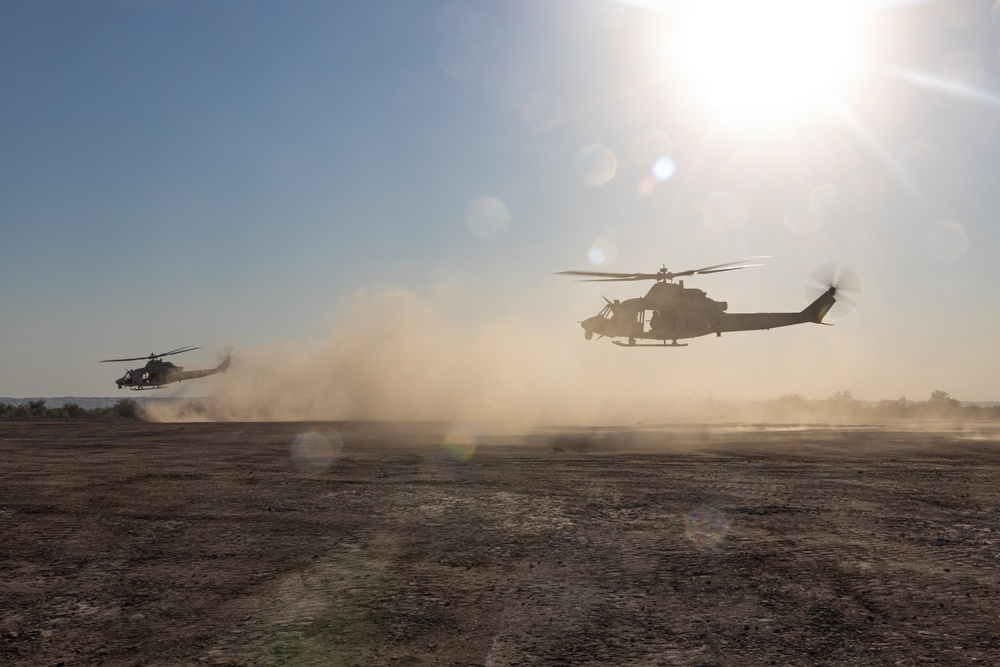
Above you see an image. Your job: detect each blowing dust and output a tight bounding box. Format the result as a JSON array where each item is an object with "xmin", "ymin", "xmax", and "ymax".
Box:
[{"xmin": 145, "ymin": 288, "xmax": 667, "ymax": 424}]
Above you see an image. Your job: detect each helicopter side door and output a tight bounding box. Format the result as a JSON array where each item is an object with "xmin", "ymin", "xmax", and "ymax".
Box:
[
  {"xmin": 610, "ymin": 300, "xmax": 644, "ymax": 338},
  {"xmin": 648, "ymin": 308, "xmax": 677, "ymax": 334}
]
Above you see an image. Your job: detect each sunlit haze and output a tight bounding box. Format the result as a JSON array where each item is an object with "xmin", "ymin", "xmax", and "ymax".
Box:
[
  {"xmin": 676, "ymin": 0, "xmax": 863, "ymax": 121},
  {"xmin": 2, "ymin": 0, "xmax": 999, "ymax": 416}
]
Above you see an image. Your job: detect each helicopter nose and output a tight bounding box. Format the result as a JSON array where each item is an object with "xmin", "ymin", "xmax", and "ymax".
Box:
[{"xmin": 580, "ymin": 316, "xmax": 603, "ymax": 339}]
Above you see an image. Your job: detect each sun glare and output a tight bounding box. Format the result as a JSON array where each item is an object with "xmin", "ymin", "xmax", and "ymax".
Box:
[{"xmin": 676, "ymin": 0, "xmax": 863, "ymax": 122}]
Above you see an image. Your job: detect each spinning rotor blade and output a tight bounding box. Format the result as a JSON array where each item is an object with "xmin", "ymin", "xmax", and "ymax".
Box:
[
  {"xmin": 572, "ymin": 274, "xmax": 660, "ymax": 282},
  {"xmin": 556, "ymin": 270, "xmax": 651, "ymax": 279},
  {"xmin": 100, "ymin": 345, "xmax": 201, "ymax": 363},
  {"xmin": 157, "ymin": 346, "xmax": 201, "ymax": 358},
  {"xmin": 672, "ymin": 262, "xmax": 767, "ymax": 279},
  {"xmin": 556, "ymin": 256, "xmax": 770, "ymax": 282},
  {"xmin": 666, "ymin": 256, "xmax": 771, "ymax": 280},
  {"xmin": 101, "ymin": 354, "xmax": 159, "ymax": 363},
  {"xmin": 806, "ymin": 263, "xmax": 862, "ymax": 316}
]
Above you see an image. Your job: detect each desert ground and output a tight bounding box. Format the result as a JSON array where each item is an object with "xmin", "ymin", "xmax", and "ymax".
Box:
[{"xmin": 2, "ymin": 420, "xmax": 1000, "ymax": 666}]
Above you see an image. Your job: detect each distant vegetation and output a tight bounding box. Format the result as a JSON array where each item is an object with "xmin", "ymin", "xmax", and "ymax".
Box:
[
  {"xmin": 0, "ymin": 391, "xmax": 996, "ymax": 423},
  {"xmin": 0, "ymin": 399, "xmax": 142, "ymax": 420},
  {"xmin": 761, "ymin": 390, "xmax": 1000, "ymax": 421}
]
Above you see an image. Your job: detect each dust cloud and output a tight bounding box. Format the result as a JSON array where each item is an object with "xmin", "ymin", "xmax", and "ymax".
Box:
[
  {"xmin": 146, "ymin": 288, "xmax": 661, "ymax": 424},
  {"xmin": 141, "ymin": 288, "xmax": 992, "ymax": 427}
]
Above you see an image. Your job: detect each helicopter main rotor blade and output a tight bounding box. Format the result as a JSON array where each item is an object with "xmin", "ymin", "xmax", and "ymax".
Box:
[
  {"xmin": 101, "ymin": 355, "xmax": 155, "ymax": 363},
  {"xmin": 99, "ymin": 346, "xmax": 201, "ymax": 363},
  {"xmin": 159, "ymin": 346, "xmax": 201, "ymax": 357},
  {"xmin": 565, "ymin": 264, "xmax": 764, "ymax": 282},
  {"xmin": 671, "ymin": 263, "xmax": 767, "ymax": 278},
  {"xmin": 665, "ymin": 257, "xmax": 771, "ymax": 279},
  {"xmin": 574, "ymin": 275, "xmax": 661, "ymax": 282},
  {"xmin": 557, "ymin": 256, "xmax": 771, "ymax": 282},
  {"xmin": 555, "ymin": 270, "xmax": 650, "ymax": 279}
]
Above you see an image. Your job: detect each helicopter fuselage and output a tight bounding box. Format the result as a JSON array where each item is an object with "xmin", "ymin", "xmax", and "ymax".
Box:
[
  {"xmin": 115, "ymin": 357, "xmax": 232, "ymax": 390},
  {"xmin": 581, "ymin": 281, "xmax": 836, "ymax": 346}
]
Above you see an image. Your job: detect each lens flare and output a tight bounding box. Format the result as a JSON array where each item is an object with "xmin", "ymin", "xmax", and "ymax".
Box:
[
  {"xmin": 940, "ymin": 0, "xmax": 979, "ymax": 27},
  {"xmin": 265, "ymin": 547, "xmax": 387, "ymax": 661},
  {"xmin": 588, "ymin": 237, "xmax": 618, "ymax": 266},
  {"xmin": 466, "ymin": 196, "xmax": 510, "ymax": 239},
  {"xmin": 702, "ymin": 191, "xmax": 744, "ymax": 232},
  {"xmin": 576, "ymin": 144, "xmax": 617, "ymax": 186},
  {"xmin": 846, "ymin": 168, "xmax": 886, "ymax": 210},
  {"xmin": 652, "ymin": 156, "xmax": 677, "ymax": 182},
  {"xmin": 683, "ymin": 223, "xmax": 727, "ymax": 258},
  {"xmin": 522, "ymin": 90, "xmax": 565, "ymax": 131},
  {"xmin": 290, "ymin": 430, "xmax": 342, "ymax": 471},
  {"xmin": 637, "ymin": 175, "xmax": 657, "ymax": 197},
  {"xmin": 630, "ymin": 128, "xmax": 673, "ymax": 167},
  {"xmin": 608, "ymin": 93, "xmax": 648, "ymax": 129},
  {"xmin": 926, "ymin": 220, "xmax": 968, "ymax": 262},
  {"xmin": 730, "ymin": 147, "xmax": 771, "ymax": 189},
  {"xmin": 783, "ymin": 207, "xmax": 822, "ymax": 234},
  {"xmin": 808, "ymin": 183, "xmax": 847, "ymax": 224},
  {"xmin": 484, "ymin": 67, "xmax": 527, "ymax": 109},
  {"xmin": 444, "ymin": 424, "xmax": 479, "ymax": 462},
  {"xmin": 684, "ymin": 506, "xmax": 731, "ymax": 547}
]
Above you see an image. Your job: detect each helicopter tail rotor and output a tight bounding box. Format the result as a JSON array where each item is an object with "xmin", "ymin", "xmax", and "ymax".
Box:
[
  {"xmin": 216, "ymin": 347, "xmax": 235, "ymax": 372},
  {"xmin": 806, "ymin": 263, "xmax": 861, "ymax": 318}
]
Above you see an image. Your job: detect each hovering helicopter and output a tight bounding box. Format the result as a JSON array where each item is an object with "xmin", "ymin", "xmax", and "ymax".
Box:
[
  {"xmin": 557, "ymin": 259, "xmax": 859, "ymax": 347},
  {"xmin": 100, "ymin": 346, "xmax": 232, "ymax": 390}
]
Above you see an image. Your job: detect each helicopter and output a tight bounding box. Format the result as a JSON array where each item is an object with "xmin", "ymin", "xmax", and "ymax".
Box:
[
  {"xmin": 100, "ymin": 346, "xmax": 232, "ymax": 390},
  {"xmin": 557, "ymin": 259, "xmax": 859, "ymax": 347}
]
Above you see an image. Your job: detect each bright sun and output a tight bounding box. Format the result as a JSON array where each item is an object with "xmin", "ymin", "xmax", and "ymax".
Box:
[{"xmin": 676, "ymin": 0, "xmax": 863, "ymax": 122}]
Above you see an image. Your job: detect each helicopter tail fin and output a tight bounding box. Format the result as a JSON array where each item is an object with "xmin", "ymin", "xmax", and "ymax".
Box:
[
  {"xmin": 801, "ymin": 286, "xmax": 837, "ymax": 324},
  {"xmin": 217, "ymin": 355, "xmax": 232, "ymax": 373}
]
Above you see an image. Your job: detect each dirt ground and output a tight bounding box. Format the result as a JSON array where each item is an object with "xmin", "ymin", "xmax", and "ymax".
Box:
[{"xmin": 3, "ymin": 420, "xmax": 1000, "ymax": 666}]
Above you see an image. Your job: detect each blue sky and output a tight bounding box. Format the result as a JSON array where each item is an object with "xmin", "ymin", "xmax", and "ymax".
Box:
[{"xmin": 2, "ymin": 0, "xmax": 999, "ymax": 406}]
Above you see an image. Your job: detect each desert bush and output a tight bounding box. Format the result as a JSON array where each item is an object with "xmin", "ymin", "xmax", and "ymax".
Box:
[
  {"xmin": 112, "ymin": 399, "xmax": 141, "ymax": 419},
  {"xmin": 0, "ymin": 399, "xmax": 143, "ymax": 420}
]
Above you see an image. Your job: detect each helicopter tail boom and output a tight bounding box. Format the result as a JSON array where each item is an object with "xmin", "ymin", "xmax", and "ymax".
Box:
[
  {"xmin": 167, "ymin": 355, "xmax": 232, "ymax": 383},
  {"xmin": 801, "ymin": 286, "xmax": 838, "ymax": 324}
]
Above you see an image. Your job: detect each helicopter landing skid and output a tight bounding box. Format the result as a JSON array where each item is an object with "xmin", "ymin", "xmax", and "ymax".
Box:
[{"xmin": 612, "ymin": 340, "xmax": 688, "ymax": 348}]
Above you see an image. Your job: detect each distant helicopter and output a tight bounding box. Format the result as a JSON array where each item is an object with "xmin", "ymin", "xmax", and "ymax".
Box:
[
  {"xmin": 557, "ymin": 259, "xmax": 859, "ymax": 347},
  {"xmin": 101, "ymin": 346, "xmax": 232, "ymax": 390}
]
